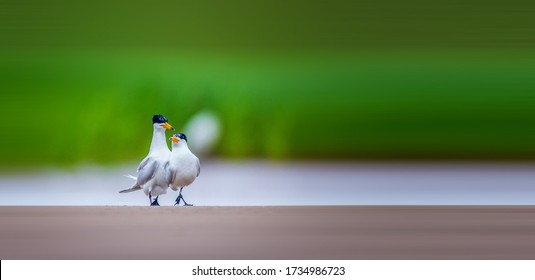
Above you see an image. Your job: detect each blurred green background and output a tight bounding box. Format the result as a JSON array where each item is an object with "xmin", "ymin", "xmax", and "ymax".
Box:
[{"xmin": 2, "ymin": 0, "xmax": 535, "ymax": 167}]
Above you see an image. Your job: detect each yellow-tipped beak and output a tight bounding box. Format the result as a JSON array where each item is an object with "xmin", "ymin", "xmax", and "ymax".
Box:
[
  {"xmin": 171, "ymin": 135, "xmax": 180, "ymax": 143},
  {"xmin": 160, "ymin": 122, "xmax": 174, "ymax": 130}
]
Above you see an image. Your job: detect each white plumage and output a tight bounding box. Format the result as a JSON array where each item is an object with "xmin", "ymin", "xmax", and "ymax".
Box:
[
  {"xmin": 119, "ymin": 115, "xmax": 174, "ymax": 206},
  {"xmin": 165, "ymin": 133, "xmax": 200, "ymax": 206}
]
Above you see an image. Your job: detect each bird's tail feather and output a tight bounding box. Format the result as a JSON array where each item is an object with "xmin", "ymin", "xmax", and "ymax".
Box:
[
  {"xmin": 123, "ymin": 174, "xmax": 137, "ymax": 180},
  {"xmin": 119, "ymin": 184, "xmax": 142, "ymax": 193},
  {"xmin": 119, "ymin": 174, "xmax": 141, "ymax": 193}
]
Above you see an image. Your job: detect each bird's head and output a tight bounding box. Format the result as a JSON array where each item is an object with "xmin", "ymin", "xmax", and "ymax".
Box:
[
  {"xmin": 152, "ymin": 114, "xmax": 174, "ymax": 131},
  {"xmin": 170, "ymin": 133, "xmax": 188, "ymax": 145}
]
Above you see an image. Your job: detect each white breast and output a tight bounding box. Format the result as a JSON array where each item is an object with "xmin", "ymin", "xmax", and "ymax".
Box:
[{"xmin": 169, "ymin": 151, "xmax": 199, "ymax": 191}]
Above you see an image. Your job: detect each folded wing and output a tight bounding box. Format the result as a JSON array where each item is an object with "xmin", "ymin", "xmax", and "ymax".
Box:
[{"xmin": 136, "ymin": 156, "xmax": 159, "ymax": 186}]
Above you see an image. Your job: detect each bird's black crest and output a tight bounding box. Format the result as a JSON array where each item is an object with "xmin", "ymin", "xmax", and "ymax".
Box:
[
  {"xmin": 152, "ymin": 114, "xmax": 168, "ymax": 124},
  {"xmin": 173, "ymin": 133, "xmax": 188, "ymax": 142}
]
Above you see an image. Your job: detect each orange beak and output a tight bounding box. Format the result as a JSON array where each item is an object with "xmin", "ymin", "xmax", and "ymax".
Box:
[
  {"xmin": 171, "ymin": 135, "xmax": 180, "ymax": 143},
  {"xmin": 160, "ymin": 122, "xmax": 174, "ymax": 130}
]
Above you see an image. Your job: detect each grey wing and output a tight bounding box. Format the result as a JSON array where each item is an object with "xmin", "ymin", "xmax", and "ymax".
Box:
[
  {"xmin": 196, "ymin": 158, "xmax": 201, "ymax": 177},
  {"xmin": 137, "ymin": 157, "xmax": 158, "ymax": 185},
  {"xmin": 164, "ymin": 161, "xmax": 175, "ymax": 185},
  {"xmin": 137, "ymin": 156, "xmax": 151, "ymax": 173}
]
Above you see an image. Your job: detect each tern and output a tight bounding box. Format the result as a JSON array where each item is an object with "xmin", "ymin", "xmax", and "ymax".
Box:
[
  {"xmin": 119, "ymin": 114, "xmax": 174, "ymax": 206},
  {"xmin": 166, "ymin": 133, "xmax": 200, "ymax": 206}
]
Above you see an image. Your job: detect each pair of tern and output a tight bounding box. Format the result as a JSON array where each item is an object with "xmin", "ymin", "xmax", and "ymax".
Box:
[{"xmin": 119, "ymin": 114, "xmax": 200, "ymax": 206}]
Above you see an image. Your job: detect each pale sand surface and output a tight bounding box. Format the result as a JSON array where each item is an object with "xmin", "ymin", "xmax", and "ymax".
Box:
[{"xmin": 1, "ymin": 206, "xmax": 535, "ymax": 259}]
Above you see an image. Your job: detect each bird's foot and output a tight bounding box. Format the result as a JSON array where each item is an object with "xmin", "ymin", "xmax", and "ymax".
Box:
[
  {"xmin": 151, "ymin": 197, "xmax": 160, "ymax": 206},
  {"xmin": 175, "ymin": 193, "xmax": 193, "ymax": 206},
  {"xmin": 181, "ymin": 197, "xmax": 193, "ymax": 206},
  {"xmin": 174, "ymin": 195, "xmax": 182, "ymax": 206}
]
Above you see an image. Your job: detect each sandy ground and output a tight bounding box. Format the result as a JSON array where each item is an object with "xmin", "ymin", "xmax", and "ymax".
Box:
[{"xmin": 1, "ymin": 206, "xmax": 535, "ymax": 259}]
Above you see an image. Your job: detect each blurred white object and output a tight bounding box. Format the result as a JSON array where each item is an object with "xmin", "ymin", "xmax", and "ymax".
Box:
[{"xmin": 184, "ymin": 110, "xmax": 221, "ymax": 156}]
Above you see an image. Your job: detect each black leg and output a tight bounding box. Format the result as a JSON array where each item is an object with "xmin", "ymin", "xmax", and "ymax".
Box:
[
  {"xmin": 150, "ymin": 194, "xmax": 160, "ymax": 206},
  {"xmin": 149, "ymin": 193, "xmax": 152, "ymax": 206},
  {"xmin": 174, "ymin": 188, "xmax": 183, "ymax": 206},
  {"xmin": 177, "ymin": 187, "xmax": 193, "ymax": 206}
]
